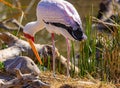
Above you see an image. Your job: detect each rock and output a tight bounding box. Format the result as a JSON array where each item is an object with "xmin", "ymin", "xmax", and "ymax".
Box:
[{"xmin": 4, "ymin": 56, "xmax": 40, "ymax": 75}]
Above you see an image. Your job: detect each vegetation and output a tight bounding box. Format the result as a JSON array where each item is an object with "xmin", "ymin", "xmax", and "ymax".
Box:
[
  {"xmin": 0, "ymin": 0, "xmax": 119, "ymax": 86},
  {"xmin": 0, "ymin": 62, "xmax": 4, "ymax": 70},
  {"xmin": 79, "ymin": 16, "xmax": 120, "ymax": 83}
]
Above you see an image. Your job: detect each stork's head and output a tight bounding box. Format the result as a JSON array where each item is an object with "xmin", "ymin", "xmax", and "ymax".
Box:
[
  {"xmin": 23, "ymin": 22, "xmax": 43, "ymax": 65},
  {"xmin": 23, "ymin": 22, "xmax": 36, "ymax": 42}
]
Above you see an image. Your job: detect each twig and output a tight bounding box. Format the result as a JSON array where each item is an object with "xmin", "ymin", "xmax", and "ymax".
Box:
[
  {"xmin": 92, "ymin": 16, "xmax": 120, "ymax": 27},
  {"xmin": 0, "ymin": 32, "xmax": 80, "ymax": 74},
  {"xmin": 0, "ymin": 18, "xmax": 23, "ymax": 31},
  {"xmin": 24, "ymin": 0, "xmax": 36, "ymax": 14},
  {"xmin": 0, "ymin": 69, "xmax": 50, "ymax": 88}
]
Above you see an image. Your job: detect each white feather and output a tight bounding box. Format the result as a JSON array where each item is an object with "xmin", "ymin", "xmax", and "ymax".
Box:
[
  {"xmin": 37, "ymin": 0, "xmax": 81, "ymax": 26},
  {"xmin": 24, "ymin": 0, "xmax": 84, "ymax": 40}
]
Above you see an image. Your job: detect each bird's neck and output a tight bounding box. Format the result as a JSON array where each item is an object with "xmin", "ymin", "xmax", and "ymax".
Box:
[{"xmin": 23, "ymin": 21, "xmax": 44, "ymax": 36}]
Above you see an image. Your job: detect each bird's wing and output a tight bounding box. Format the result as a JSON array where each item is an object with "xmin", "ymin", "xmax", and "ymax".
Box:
[
  {"xmin": 37, "ymin": 0, "xmax": 86, "ymax": 41},
  {"xmin": 62, "ymin": 0, "xmax": 82, "ymax": 25},
  {"xmin": 37, "ymin": 0, "xmax": 82, "ymax": 28}
]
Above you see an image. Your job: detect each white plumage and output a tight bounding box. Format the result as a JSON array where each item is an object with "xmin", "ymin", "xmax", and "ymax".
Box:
[
  {"xmin": 23, "ymin": 0, "xmax": 87, "ymax": 76},
  {"xmin": 24, "ymin": 0, "xmax": 86, "ymax": 40}
]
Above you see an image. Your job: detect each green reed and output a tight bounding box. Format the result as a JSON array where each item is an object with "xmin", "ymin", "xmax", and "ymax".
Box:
[
  {"xmin": 47, "ymin": 55, "xmax": 51, "ymax": 70},
  {"xmin": 78, "ymin": 16, "xmax": 97, "ymax": 77},
  {"xmin": 1, "ymin": 0, "xmax": 119, "ymax": 83},
  {"xmin": 77, "ymin": 15, "xmax": 120, "ymax": 83},
  {"xmin": 70, "ymin": 41, "xmax": 76, "ymax": 77}
]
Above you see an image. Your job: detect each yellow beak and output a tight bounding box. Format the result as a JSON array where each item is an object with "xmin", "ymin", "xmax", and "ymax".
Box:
[{"xmin": 27, "ymin": 39, "xmax": 43, "ymax": 65}]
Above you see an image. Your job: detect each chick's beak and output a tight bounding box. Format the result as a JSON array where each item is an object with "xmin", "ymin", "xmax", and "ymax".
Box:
[{"xmin": 23, "ymin": 33, "xmax": 43, "ymax": 65}]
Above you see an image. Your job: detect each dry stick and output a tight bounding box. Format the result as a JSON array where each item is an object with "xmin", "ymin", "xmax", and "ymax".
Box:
[
  {"xmin": 0, "ymin": 18, "xmax": 24, "ymax": 30},
  {"xmin": 24, "ymin": 0, "xmax": 36, "ymax": 14},
  {"xmin": 92, "ymin": 17, "xmax": 120, "ymax": 27},
  {"xmin": 0, "ymin": 0, "xmax": 15, "ymax": 8},
  {"xmin": 0, "ymin": 0, "xmax": 20, "ymax": 10},
  {"xmin": 0, "ymin": 32, "xmax": 79, "ymax": 74},
  {"xmin": 0, "ymin": 69, "xmax": 50, "ymax": 88},
  {"xmin": 16, "ymin": 11, "xmax": 24, "ymax": 36},
  {"xmin": 15, "ymin": 0, "xmax": 22, "ymax": 10},
  {"xmin": 6, "ymin": 18, "xmax": 24, "ymax": 29},
  {"xmin": 115, "ymin": 84, "xmax": 120, "ymax": 87}
]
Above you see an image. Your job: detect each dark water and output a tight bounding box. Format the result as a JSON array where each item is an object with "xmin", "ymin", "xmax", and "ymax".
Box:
[{"xmin": 22, "ymin": 0, "xmax": 101, "ymax": 56}]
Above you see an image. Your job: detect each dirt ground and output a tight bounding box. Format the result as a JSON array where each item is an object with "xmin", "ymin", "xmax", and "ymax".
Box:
[{"xmin": 39, "ymin": 71, "xmax": 117, "ymax": 88}]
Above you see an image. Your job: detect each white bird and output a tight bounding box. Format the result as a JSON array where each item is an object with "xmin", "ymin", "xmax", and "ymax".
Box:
[{"xmin": 23, "ymin": 0, "xmax": 87, "ymax": 77}]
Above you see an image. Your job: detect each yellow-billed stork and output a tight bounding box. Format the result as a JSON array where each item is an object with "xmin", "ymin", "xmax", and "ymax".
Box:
[{"xmin": 23, "ymin": 0, "xmax": 87, "ymax": 77}]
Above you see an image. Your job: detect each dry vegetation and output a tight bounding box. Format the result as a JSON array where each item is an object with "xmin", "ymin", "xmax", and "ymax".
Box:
[
  {"xmin": 39, "ymin": 71, "xmax": 117, "ymax": 88},
  {"xmin": 0, "ymin": 0, "xmax": 120, "ymax": 88}
]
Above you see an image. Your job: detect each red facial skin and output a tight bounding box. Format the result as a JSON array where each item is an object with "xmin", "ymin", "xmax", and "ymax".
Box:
[{"xmin": 24, "ymin": 33, "xmax": 34, "ymax": 42}]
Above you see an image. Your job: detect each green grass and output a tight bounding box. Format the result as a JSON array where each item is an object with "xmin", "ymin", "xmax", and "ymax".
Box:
[
  {"xmin": 64, "ymin": 15, "xmax": 119, "ymax": 83},
  {"xmin": 78, "ymin": 16, "xmax": 97, "ymax": 77},
  {"xmin": 77, "ymin": 16, "xmax": 119, "ymax": 83},
  {"xmin": 0, "ymin": 62, "xmax": 5, "ymax": 70},
  {"xmin": 0, "ymin": 0, "xmax": 119, "ymax": 84}
]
